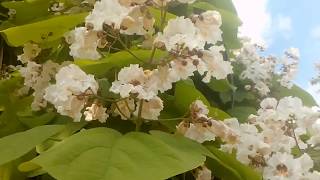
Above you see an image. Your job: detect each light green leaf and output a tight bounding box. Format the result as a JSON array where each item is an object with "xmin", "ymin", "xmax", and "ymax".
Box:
[
  {"xmin": 205, "ymin": 144, "xmax": 262, "ymax": 180},
  {"xmin": 1, "ymin": 13, "xmax": 87, "ymax": 47},
  {"xmin": 76, "ymin": 49, "xmax": 166, "ymax": 78},
  {"xmin": 0, "ymin": 125, "xmax": 64, "ymax": 166},
  {"xmin": 1, "ymin": 0, "xmax": 50, "ymax": 25},
  {"xmin": 174, "ymin": 80, "xmax": 230, "ymax": 120},
  {"xmin": 33, "ymin": 128, "xmax": 209, "ymax": 180}
]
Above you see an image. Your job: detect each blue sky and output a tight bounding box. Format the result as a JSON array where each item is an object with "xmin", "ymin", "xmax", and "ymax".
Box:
[{"xmin": 232, "ymin": 0, "xmax": 320, "ymax": 103}]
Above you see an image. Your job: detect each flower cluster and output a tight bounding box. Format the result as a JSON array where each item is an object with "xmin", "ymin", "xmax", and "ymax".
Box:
[
  {"xmin": 44, "ymin": 64, "xmax": 100, "ymax": 121},
  {"xmin": 180, "ymin": 98, "xmax": 320, "ymax": 180},
  {"xmin": 236, "ymin": 40, "xmax": 300, "ymax": 95},
  {"xmin": 20, "ymin": 61, "xmax": 67, "ymax": 110},
  {"xmin": 13, "ymin": 0, "xmax": 319, "ymax": 179}
]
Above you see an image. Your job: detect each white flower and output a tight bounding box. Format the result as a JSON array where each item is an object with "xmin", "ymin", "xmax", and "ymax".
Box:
[
  {"xmin": 179, "ymin": 122, "xmax": 216, "ymax": 143},
  {"xmin": 263, "ymin": 152, "xmax": 303, "ymax": 179},
  {"xmin": 120, "ymin": 6, "xmax": 155, "ymax": 35},
  {"xmin": 201, "ymin": 46, "xmax": 233, "ymax": 82},
  {"xmin": 19, "ymin": 61, "xmax": 42, "ymax": 88},
  {"xmin": 195, "ymin": 166, "xmax": 212, "ymax": 180},
  {"xmin": 86, "ymin": 0, "xmax": 131, "ymax": 31},
  {"xmin": 20, "ymin": 61, "xmax": 63, "ymax": 111},
  {"xmin": 155, "ymin": 17, "xmax": 204, "ymax": 51},
  {"xmin": 17, "ymin": 43, "xmax": 41, "ymax": 64},
  {"xmin": 170, "ymin": 57, "xmax": 197, "ymax": 80},
  {"xmin": 278, "ymin": 48, "xmax": 299, "ymax": 89},
  {"xmin": 84, "ymin": 103, "xmax": 109, "ymax": 123},
  {"xmin": 194, "ymin": 10, "xmax": 222, "ymax": 44},
  {"xmin": 134, "ymin": 96, "xmax": 163, "ymax": 120},
  {"xmin": 114, "ymin": 98, "xmax": 135, "ymax": 120},
  {"xmin": 276, "ymin": 96, "xmax": 304, "ymax": 121},
  {"xmin": 302, "ymin": 171, "xmax": 320, "ymax": 180},
  {"xmin": 44, "ymin": 64, "xmax": 98, "ymax": 121},
  {"xmin": 67, "ymin": 27, "xmax": 102, "ymax": 60},
  {"xmin": 110, "ymin": 64, "xmax": 157, "ymax": 100},
  {"xmin": 190, "ymin": 100, "xmax": 209, "ymax": 119},
  {"xmin": 145, "ymin": 65, "xmax": 179, "ymax": 93}
]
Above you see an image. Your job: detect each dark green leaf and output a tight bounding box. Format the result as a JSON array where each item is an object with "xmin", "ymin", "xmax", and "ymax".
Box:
[{"xmin": 174, "ymin": 80, "xmax": 230, "ymax": 120}]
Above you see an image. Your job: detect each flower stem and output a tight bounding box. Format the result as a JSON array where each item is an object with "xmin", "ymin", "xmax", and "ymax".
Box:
[{"xmin": 135, "ymin": 100, "xmax": 144, "ymax": 131}]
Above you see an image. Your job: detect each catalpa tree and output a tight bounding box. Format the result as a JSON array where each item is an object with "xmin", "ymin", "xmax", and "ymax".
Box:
[{"xmin": 0, "ymin": 0, "xmax": 319, "ymax": 180}]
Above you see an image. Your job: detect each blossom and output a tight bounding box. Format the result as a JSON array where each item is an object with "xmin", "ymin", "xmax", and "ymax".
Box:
[
  {"xmin": 145, "ymin": 64, "xmax": 179, "ymax": 93},
  {"xmin": 201, "ymin": 46, "xmax": 233, "ymax": 82},
  {"xmin": 194, "ymin": 10, "xmax": 223, "ymax": 44},
  {"xmin": 44, "ymin": 64, "xmax": 98, "ymax": 121},
  {"xmin": 17, "ymin": 42, "xmax": 41, "ymax": 64},
  {"xmin": 177, "ymin": 122, "xmax": 216, "ymax": 143},
  {"xmin": 67, "ymin": 27, "xmax": 104, "ymax": 60},
  {"xmin": 114, "ymin": 98, "xmax": 135, "ymax": 120},
  {"xmin": 134, "ymin": 96, "xmax": 163, "ymax": 120},
  {"xmin": 155, "ymin": 16, "xmax": 204, "ymax": 51},
  {"xmin": 278, "ymin": 48, "xmax": 300, "ymax": 89},
  {"xmin": 120, "ymin": 6, "xmax": 155, "ymax": 35},
  {"xmin": 84, "ymin": 103, "xmax": 109, "ymax": 123},
  {"xmin": 263, "ymin": 153, "xmax": 313, "ymax": 180},
  {"xmin": 86, "ymin": 0, "xmax": 131, "ymax": 31},
  {"xmin": 195, "ymin": 166, "xmax": 212, "ymax": 180},
  {"xmin": 170, "ymin": 57, "xmax": 197, "ymax": 80},
  {"xmin": 20, "ymin": 61, "xmax": 63, "ymax": 111},
  {"xmin": 110, "ymin": 64, "xmax": 157, "ymax": 100}
]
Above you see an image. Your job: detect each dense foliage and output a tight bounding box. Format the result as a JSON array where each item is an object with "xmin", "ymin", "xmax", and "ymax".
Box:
[{"xmin": 0, "ymin": 0, "xmax": 319, "ymax": 180}]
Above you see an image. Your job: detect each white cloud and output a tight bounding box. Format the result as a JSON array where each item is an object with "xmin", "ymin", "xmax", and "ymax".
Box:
[
  {"xmin": 275, "ymin": 15, "xmax": 292, "ymax": 39},
  {"xmin": 276, "ymin": 15, "xmax": 292, "ymax": 32},
  {"xmin": 306, "ymin": 83, "xmax": 320, "ymax": 106},
  {"xmin": 311, "ymin": 26, "xmax": 320, "ymax": 40},
  {"xmin": 232, "ymin": 0, "xmax": 272, "ymax": 45}
]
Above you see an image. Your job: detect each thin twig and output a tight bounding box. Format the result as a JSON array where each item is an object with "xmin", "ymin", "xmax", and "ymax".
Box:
[{"xmin": 135, "ymin": 100, "xmax": 144, "ymax": 131}]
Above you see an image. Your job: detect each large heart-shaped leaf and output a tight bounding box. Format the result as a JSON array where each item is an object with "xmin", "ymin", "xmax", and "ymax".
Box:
[
  {"xmin": 0, "ymin": 125, "xmax": 64, "ymax": 166},
  {"xmin": 174, "ymin": 80, "xmax": 230, "ymax": 120},
  {"xmin": 32, "ymin": 128, "xmax": 209, "ymax": 180},
  {"xmin": 1, "ymin": 13, "xmax": 87, "ymax": 46}
]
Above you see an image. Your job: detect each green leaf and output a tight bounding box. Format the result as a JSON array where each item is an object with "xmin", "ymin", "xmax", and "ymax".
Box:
[
  {"xmin": 174, "ymin": 80, "xmax": 230, "ymax": 120},
  {"xmin": 0, "ymin": 151, "xmax": 37, "ymax": 180},
  {"xmin": 205, "ymin": 145, "xmax": 262, "ymax": 180},
  {"xmin": 33, "ymin": 128, "xmax": 209, "ymax": 180},
  {"xmin": 1, "ymin": 13, "xmax": 87, "ymax": 47},
  {"xmin": 192, "ymin": 0, "xmax": 242, "ymax": 49},
  {"xmin": 207, "ymin": 79, "xmax": 233, "ymax": 93},
  {"xmin": 227, "ymin": 106, "xmax": 256, "ymax": 123},
  {"xmin": 270, "ymin": 83, "xmax": 317, "ymax": 107},
  {"xmin": 1, "ymin": 0, "xmax": 50, "ymax": 25},
  {"xmin": 0, "ymin": 125, "xmax": 64, "ymax": 166},
  {"xmin": 76, "ymin": 49, "xmax": 166, "ymax": 78}
]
